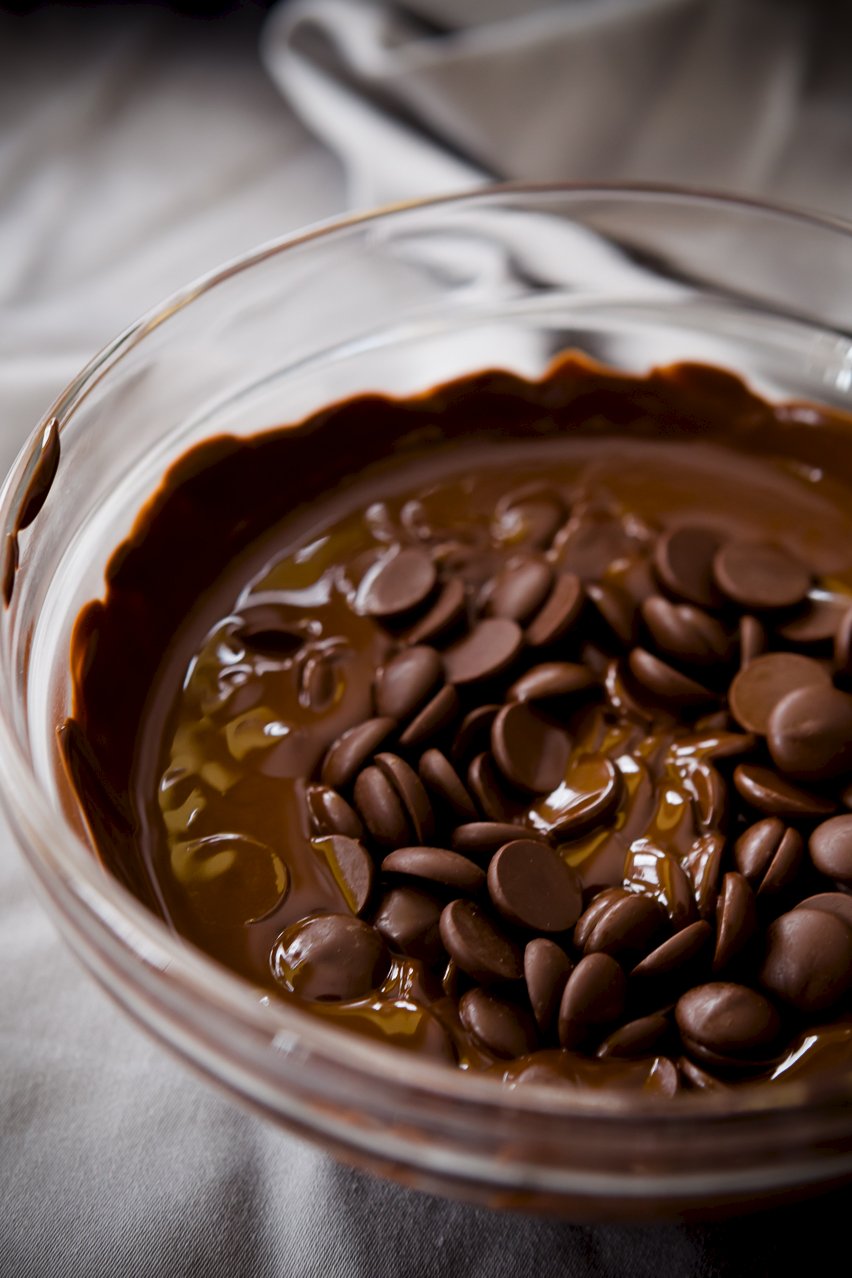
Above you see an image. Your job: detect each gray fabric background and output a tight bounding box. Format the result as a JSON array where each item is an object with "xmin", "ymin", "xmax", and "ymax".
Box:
[{"xmin": 3, "ymin": 4, "xmax": 852, "ymax": 1275}]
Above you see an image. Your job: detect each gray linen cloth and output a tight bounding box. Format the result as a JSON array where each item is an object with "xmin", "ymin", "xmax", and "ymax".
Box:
[{"xmin": 3, "ymin": 4, "xmax": 852, "ymax": 1277}]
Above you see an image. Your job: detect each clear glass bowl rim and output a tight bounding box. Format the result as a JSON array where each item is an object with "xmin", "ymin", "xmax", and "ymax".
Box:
[{"xmin": 4, "ymin": 180, "xmax": 852, "ymax": 1126}]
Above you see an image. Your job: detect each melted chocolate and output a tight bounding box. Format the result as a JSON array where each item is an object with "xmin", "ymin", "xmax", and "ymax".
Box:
[{"xmin": 62, "ymin": 353, "xmax": 852, "ymax": 1091}]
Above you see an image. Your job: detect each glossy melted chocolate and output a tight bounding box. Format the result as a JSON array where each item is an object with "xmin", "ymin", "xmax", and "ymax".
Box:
[{"xmin": 62, "ymin": 354, "xmax": 852, "ymax": 1094}]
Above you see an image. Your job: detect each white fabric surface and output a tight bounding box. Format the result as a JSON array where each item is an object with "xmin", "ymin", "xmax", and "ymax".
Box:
[{"xmin": 3, "ymin": 4, "xmax": 852, "ymax": 1276}]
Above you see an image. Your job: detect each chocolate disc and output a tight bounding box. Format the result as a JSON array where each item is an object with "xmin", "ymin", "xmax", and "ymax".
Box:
[
  {"xmin": 712, "ymin": 871, "xmax": 757, "ymax": 974},
  {"xmin": 382, "ymin": 846, "xmax": 485, "ymax": 893},
  {"xmin": 321, "ymin": 717, "xmax": 395, "ymax": 789},
  {"xmin": 730, "ymin": 650, "xmax": 829, "ymax": 734},
  {"xmin": 507, "ymin": 661, "xmax": 597, "ymax": 706},
  {"xmin": 632, "ymin": 920, "xmax": 713, "ymax": 982},
  {"xmin": 627, "ymin": 648, "xmax": 716, "ymax": 710},
  {"xmin": 451, "ymin": 822, "xmax": 542, "ymax": 857},
  {"xmin": 793, "ymin": 892, "xmax": 852, "ymax": 929},
  {"xmin": 524, "ymin": 938, "xmax": 573, "ymax": 1034},
  {"xmin": 272, "ymin": 914, "xmax": 389, "ymax": 1001},
  {"xmin": 491, "ymin": 703, "xmax": 570, "ymax": 795},
  {"xmin": 353, "ymin": 765, "xmax": 412, "ymax": 848},
  {"xmin": 444, "ymin": 618, "xmax": 523, "ymax": 685},
  {"xmin": 374, "ymin": 646, "xmax": 443, "ymax": 721},
  {"xmin": 713, "ymin": 540, "xmax": 810, "ymax": 611},
  {"xmin": 525, "ymin": 573, "xmax": 584, "ymax": 647},
  {"xmin": 486, "ymin": 557, "xmax": 554, "ymax": 623},
  {"xmin": 305, "ymin": 784, "xmax": 364, "ymax": 840},
  {"xmin": 654, "ymin": 526, "xmax": 724, "ymax": 609},
  {"xmin": 374, "ymin": 752, "xmax": 435, "ymax": 843},
  {"xmin": 467, "ymin": 752, "xmax": 520, "ymax": 823},
  {"xmin": 580, "ymin": 891, "xmax": 666, "ymax": 960},
  {"xmin": 597, "ymin": 1013, "xmax": 671, "ymax": 1060},
  {"xmin": 733, "ymin": 764, "xmax": 836, "ymax": 820},
  {"xmin": 439, "ymin": 899, "xmax": 523, "ymax": 983},
  {"xmin": 675, "ymin": 983, "xmax": 780, "ymax": 1057},
  {"xmin": 398, "ymin": 684, "xmax": 460, "ymax": 749},
  {"xmin": 640, "ymin": 595, "xmax": 732, "ymax": 667},
  {"xmin": 459, "ymin": 987, "xmax": 538, "ymax": 1059},
  {"xmin": 405, "ymin": 577, "xmax": 467, "ymax": 645},
  {"xmin": 363, "ymin": 548, "xmax": 437, "ymax": 619},
  {"xmin": 557, "ymin": 953, "xmax": 627, "ymax": 1049},
  {"xmin": 450, "ymin": 704, "xmax": 500, "ymax": 766},
  {"xmin": 734, "ymin": 818, "xmax": 804, "ymax": 896},
  {"xmin": 767, "ymin": 684, "xmax": 852, "ymax": 781},
  {"xmin": 759, "ymin": 909, "xmax": 852, "ymax": 1014},
  {"xmin": 778, "ymin": 596, "xmax": 847, "ymax": 646},
  {"xmin": 418, "ymin": 748, "xmax": 479, "ymax": 824},
  {"xmin": 487, "ymin": 840, "xmax": 582, "ymax": 933},
  {"xmin": 809, "ymin": 815, "xmax": 852, "ymax": 886},
  {"xmin": 311, "ymin": 835, "xmax": 374, "ymax": 915},
  {"xmin": 586, "ymin": 581, "xmax": 637, "ymax": 648},
  {"xmin": 374, "ymin": 886, "xmax": 444, "ymax": 964}
]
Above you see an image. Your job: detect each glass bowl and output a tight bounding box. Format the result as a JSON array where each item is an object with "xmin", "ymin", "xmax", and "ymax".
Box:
[{"xmin": 4, "ymin": 185, "xmax": 852, "ymax": 1221}]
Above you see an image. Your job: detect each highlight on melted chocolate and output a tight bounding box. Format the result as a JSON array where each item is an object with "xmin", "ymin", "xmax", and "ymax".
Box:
[{"xmin": 62, "ymin": 353, "xmax": 852, "ymax": 1097}]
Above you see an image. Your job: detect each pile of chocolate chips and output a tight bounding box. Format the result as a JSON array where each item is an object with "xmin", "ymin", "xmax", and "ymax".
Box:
[{"xmin": 269, "ymin": 500, "xmax": 852, "ymax": 1090}]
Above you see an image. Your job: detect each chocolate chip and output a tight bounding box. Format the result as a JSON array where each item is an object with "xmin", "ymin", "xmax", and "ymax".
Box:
[
  {"xmin": 321, "ymin": 717, "xmax": 396, "ymax": 789},
  {"xmin": 311, "ymin": 835, "xmax": 374, "ymax": 914},
  {"xmin": 794, "ymin": 892, "xmax": 852, "ymax": 929},
  {"xmin": 353, "ymin": 765, "xmax": 412, "ymax": 848},
  {"xmin": 362, "ymin": 547, "xmax": 437, "ymax": 619},
  {"xmin": 491, "ymin": 703, "xmax": 570, "ymax": 795},
  {"xmin": 418, "ymin": 749, "xmax": 478, "ymax": 824},
  {"xmin": 640, "ymin": 595, "xmax": 732, "ymax": 667},
  {"xmin": 529, "ymin": 753, "xmax": 622, "ymax": 838},
  {"xmin": 739, "ymin": 614, "xmax": 766, "ymax": 668},
  {"xmin": 632, "ymin": 920, "xmax": 713, "ymax": 982},
  {"xmin": 381, "ymin": 847, "xmax": 485, "ymax": 893},
  {"xmin": 554, "ymin": 517, "xmax": 635, "ymax": 581},
  {"xmin": 398, "ymin": 684, "xmax": 460, "ymax": 749},
  {"xmin": 486, "ymin": 557, "xmax": 554, "ymax": 624},
  {"xmin": 579, "ymin": 891, "xmax": 666, "ymax": 960},
  {"xmin": 759, "ymin": 909, "xmax": 852, "ymax": 1014},
  {"xmin": 439, "ymin": 899, "xmax": 523, "ymax": 983},
  {"xmin": 713, "ymin": 541, "xmax": 811, "ymax": 611},
  {"xmin": 809, "ymin": 815, "xmax": 852, "ymax": 886},
  {"xmin": 558, "ymin": 953, "xmax": 627, "ymax": 1049},
  {"xmin": 452, "ymin": 821, "xmax": 543, "ymax": 857},
  {"xmin": 767, "ymin": 685, "xmax": 852, "ymax": 782},
  {"xmin": 374, "ymin": 886, "xmax": 444, "ymax": 964},
  {"xmin": 507, "ymin": 661, "xmax": 597, "ymax": 707},
  {"xmin": 654, "ymin": 526, "xmax": 724, "ymax": 609},
  {"xmin": 597, "ymin": 1013, "xmax": 671, "ymax": 1060},
  {"xmin": 525, "ymin": 573, "xmax": 584, "ymax": 647},
  {"xmin": 524, "ymin": 938, "xmax": 573, "ymax": 1034},
  {"xmin": 778, "ymin": 596, "xmax": 847, "ymax": 646},
  {"xmin": 673, "ymin": 729, "xmax": 757, "ymax": 763},
  {"xmin": 627, "ymin": 648, "xmax": 717, "ymax": 710},
  {"xmin": 459, "ymin": 988, "xmax": 538, "ymax": 1058},
  {"xmin": 572, "ymin": 830, "xmax": 629, "ymax": 894},
  {"xmin": 450, "ymin": 704, "xmax": 500, "ymax": 766},
  {"xmin": 675, "ymin": 983, "xmax": 780, "ymax": 1057},
  {"xmin": 733, "ymin": 763, "xmax": 836, "ymax": 820},
  {"xmin": 404, "ymin": 577, "xmax": 467, "ymax": 646},
  {"xmin": 685, "ymin": 834, "xmax": 725, "ymax": 920},
  {"xmin": 493, "ymin": 485, "xmax": 565, "ymax": 550},
  {"xmin": 586, "ymin": 581, "xmax": 637, "ymax": 648},
  {"xmin": 467, "ymin": 753, "xmax": 519, "ymax": 823},
  {"xmin": 444, "ymin": 618, "xmax": 523, "ymax": 685},
  {"xmin": 573, "ymin": 887, "xmax": 630, "ymax": 950},
  {"xmin": 713, "ymin": 872, "xmax": 757, "ymax": 975},
  {"xmin": 272, "ymin": 914, "xmax": 389, "ymax": 1001},
  {"xmin": 305, "ymin": 784, "xmax": 364, "ymax": 839},
  {"xmin": 678, "ymin": 1057, "xmax": 726, "ymax": 1091},
  {"xmin": 734, "ymin": 818, "xmax": 804, "ymax": 896},
  {"xmin": 2, "ymin": 533, "xmax": 17, "ymax": 607},
  {"xmin": 374, "ymin": 752, "xmax": 435, "ymax": 843},
  {"xmin": 727, "ymin": 652, "xmax": 830, "ymax": 736},
  {"xmin": 487, "ymin": 840, "xmax": 583, "ymax": 933},
  {"xmin": 374, "ymin": 646, "xmax": 443, "ymax": 721}
]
